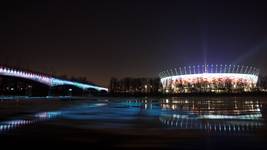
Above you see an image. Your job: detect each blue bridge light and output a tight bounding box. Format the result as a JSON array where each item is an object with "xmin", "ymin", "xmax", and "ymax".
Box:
[{"xmin": 0, "ymin": 66, "xmax": 108, "ymax": 92}]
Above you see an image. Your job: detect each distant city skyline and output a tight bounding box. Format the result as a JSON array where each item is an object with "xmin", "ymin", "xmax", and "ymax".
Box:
[{"xmin": 1, "ymin": 1, "xmax": 267, "ymax": 86}]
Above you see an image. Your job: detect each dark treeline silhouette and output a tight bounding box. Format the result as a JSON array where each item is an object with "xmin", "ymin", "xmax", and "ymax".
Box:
[
  {"xmin": 258, "ymin": 75, "xmax": 267, "ymax": 90},
  {"xmin": 109, "ymin": 77, "xmax": 162, "ymax": 95},
  {"xmin": 0, "ymin": 75, "xmax": 48, "ymax": 96}
]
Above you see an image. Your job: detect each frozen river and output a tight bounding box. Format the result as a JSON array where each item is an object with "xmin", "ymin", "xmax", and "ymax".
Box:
[{"xmin": 0, "ymin": 96, "xmax": 267, "ymax": 149}]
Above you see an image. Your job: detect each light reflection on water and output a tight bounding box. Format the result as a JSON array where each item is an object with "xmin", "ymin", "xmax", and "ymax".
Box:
[
  {"xmin": 0, "ymin": 120, "xmax": 32, "ymax": 133},
  {"xmin": 158, "ymin": 98, "xmax": 264, "ymax": 135},
  {"xmin": 58, "ymin": 100, "xmax": 143, "ymax": 129},
  {"xmin": 0, "ymin": 111, "xmax": 61, "ymax": 134},
  {"xmin": 0, "ymin": 97, "xmax": 266, "ymax": 136}
]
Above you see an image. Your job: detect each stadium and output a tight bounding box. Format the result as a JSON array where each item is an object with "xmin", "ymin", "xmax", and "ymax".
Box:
[{"xmin": 159, "ymin": 64, "xmax": 260, "ymax": 93}]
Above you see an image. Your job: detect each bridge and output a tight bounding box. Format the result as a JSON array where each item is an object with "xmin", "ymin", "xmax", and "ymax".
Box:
[{"xmin": 0, "ymin": 66, "xmax": 108, "ymax": 92}]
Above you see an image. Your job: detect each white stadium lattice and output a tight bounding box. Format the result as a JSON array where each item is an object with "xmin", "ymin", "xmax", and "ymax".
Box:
[{"xmin": 159, "ymin": 64, "xmax": 259, "ymax": 93}]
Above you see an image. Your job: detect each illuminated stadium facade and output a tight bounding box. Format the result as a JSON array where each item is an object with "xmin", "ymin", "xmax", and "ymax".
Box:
[{"xmin": 159, "ymin": 64, "xmax": 260, "ymax": 93}]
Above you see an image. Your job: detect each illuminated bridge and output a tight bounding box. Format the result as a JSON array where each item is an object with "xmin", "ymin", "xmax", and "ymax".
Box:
[{"xmin": 0, "ymin": 66, "xmax": 108, "ymax": 92}]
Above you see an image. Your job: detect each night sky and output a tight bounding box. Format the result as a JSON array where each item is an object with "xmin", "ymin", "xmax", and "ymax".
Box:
[{"xmin": 1, "ymin": 0, "xmax": 267, "ymax": 86}]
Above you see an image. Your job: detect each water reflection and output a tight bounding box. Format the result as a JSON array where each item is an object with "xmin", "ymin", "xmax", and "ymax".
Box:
[
  {"xmin": 35, "ymin": 112, "xmax": 62, "ymax": 120},
  {"xmin": 0, "ymin": 120, "xmax": 32, "ymax": 133},
  {"xmin": 0, "ymin": 111, "xmax": 61, "ymax": 134},
  {"xmin": 0, "ymin": 98, "xmax": 265, "ymax": 137},
  {"xmin": 159, "ymin": 98, "xmax": 264, "ymax": 135},
  {"xmin": 60, "ymin": 101, "xmax": 142, "ymax": 129}
]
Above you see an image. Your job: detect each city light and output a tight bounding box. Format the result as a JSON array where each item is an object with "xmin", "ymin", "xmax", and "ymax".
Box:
[
  {"xmin": 0, "ymin": 66, "xmax": 108, "ymax": 92},
  {"xmin": 159, "ymin": 64, "xmax": 259, "ymax": 93}
]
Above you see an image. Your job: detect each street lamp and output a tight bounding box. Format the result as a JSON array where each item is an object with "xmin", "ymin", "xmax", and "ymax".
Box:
[{"xmin": 68, "ymin": 88, "xmax": 72, "ymax": 96}]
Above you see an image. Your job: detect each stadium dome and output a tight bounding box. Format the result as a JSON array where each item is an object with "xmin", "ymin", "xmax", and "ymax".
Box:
[{"xmin": 159, "ymin": 64, "xmax": 259, "ymax": 93}]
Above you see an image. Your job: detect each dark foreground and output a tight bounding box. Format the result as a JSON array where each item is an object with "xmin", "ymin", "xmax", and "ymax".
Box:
[{"xmin": 0, "ymin": 96, "xmax": 267, "ymax": 149}]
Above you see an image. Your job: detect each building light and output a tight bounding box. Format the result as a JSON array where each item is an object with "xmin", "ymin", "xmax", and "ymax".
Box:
[{"xmin": 160, "ymin": 64, "xmax": 259, "ymax": 93}]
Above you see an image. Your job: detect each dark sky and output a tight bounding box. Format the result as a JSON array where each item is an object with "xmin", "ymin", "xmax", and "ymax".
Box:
[{"xmin": 1, "ymin": 0, "xmax": 267, "ymax": 86}]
